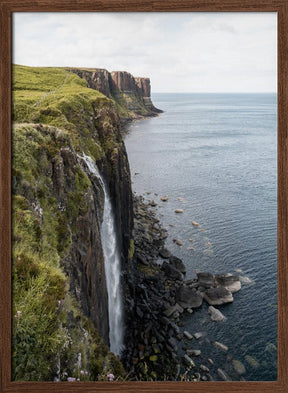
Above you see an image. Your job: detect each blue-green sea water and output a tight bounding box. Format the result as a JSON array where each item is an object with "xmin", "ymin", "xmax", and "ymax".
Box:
[{"xmin": 124, "ymin": 93, "xmax": 277, "ymax": 381}]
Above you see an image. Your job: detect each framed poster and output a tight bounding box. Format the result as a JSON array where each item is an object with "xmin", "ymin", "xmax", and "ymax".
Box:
[{"xmin": 0, "ymin": 1, "xmax": 288, "ymax": 392}]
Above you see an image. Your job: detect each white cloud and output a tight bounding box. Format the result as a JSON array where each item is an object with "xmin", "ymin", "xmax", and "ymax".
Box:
[{"xmin": 13, "ymin": 12, "xmax": 277, "ymax": 92}]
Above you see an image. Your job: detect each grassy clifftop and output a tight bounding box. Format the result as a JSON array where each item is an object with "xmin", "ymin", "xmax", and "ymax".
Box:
[{"xmin": 13, "ymin": 65, "xmax": 118, "ymax": 160}]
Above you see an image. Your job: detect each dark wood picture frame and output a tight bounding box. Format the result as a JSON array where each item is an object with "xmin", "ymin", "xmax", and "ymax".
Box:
[{"xmin": 1, "ymin": 1, "xmax": 287, "ymax": 392}]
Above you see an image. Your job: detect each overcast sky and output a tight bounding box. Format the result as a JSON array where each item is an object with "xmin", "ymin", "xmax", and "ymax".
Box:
[{"xmin": 13, "ymin": 12, "xmax": 277, "ymax": 93}]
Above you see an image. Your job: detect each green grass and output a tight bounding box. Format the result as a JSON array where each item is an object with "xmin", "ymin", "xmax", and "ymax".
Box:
[
  {"xmin": 12, "ymin": 65, "xmax": 116, "ymax": 161},
  {"xmin": 12, "ymin": 65, "xmax": 126, "ymax": 381}
]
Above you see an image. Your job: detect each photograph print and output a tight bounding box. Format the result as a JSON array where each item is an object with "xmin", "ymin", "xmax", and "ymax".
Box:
[{"xmin": 11, "ymin": 11, "xmax": 277, "ymax": 382}]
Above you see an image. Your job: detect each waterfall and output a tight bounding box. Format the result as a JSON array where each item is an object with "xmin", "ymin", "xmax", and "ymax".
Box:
[{"xmin": 80, "ymin": 154, "xmax": 123, "ymax": 355}]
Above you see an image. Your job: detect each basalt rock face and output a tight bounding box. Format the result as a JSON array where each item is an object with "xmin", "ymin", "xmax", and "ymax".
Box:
[
  {"xmin": 111, "ymin": 71, "xmax": 138, "ymax": 93},
  {"xmin": 69, "ymin": 68, "xmax": 112, "ymax": 97},
  {"xmin": 69, "ymin": 68, "xmax": 162, "ymax": 122},
  {"xmin": 50, "ymin": 145, "xmax": 110, "ymax": 344},
  {"xmin": 135, "ymin": 77, "xmax": 151, "ymax": 97}
]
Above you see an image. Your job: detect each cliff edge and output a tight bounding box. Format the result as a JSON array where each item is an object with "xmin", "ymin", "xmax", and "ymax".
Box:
[
  {"xmin": 68, "ymin": 67, "xmax": 162, "ymax": 124},
  {"xmin": 12, "ymin": 64, "xmax": 134, "ymax": 381}
]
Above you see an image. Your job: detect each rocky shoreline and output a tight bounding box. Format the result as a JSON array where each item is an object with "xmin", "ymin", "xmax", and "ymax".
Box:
[{"xmin": 122, "ymin": 195, "xmax": 247, "ymax": 381}]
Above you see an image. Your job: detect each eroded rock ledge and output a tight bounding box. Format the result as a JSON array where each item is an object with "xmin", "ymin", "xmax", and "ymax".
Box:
[{"xmin": 68, "ymin": 67, "xmax": 162, "ymax": 123}]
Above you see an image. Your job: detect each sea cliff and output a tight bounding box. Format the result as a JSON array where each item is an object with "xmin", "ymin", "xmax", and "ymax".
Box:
[{"xmin": 12, "ymin": 65, "xmax": 139, "ymax": 380}]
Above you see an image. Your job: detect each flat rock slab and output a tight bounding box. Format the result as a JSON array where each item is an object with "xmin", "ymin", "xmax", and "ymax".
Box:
[
  {"xmin": 208, "ymin": 306, "xmax": 227, "ymax": 322},
  {"xmin": 203, "ymin": 286, "xmax": 233, "ymax": 306},
  {"xmin": 196, "ymin": 272, "xmax": 214, "ymax": 288},
  {"xmin": 176, "ymin": 286, "xmax": 203, "ymax": 309},
  {"xmin": 215, "ymin": 273, "xmax": 241, "ymax": 293}
]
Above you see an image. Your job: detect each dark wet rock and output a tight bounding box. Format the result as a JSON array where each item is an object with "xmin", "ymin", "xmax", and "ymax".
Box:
[
  {"xmin": 164, "ymin": 303, "xmax": 184, "ymax": 317},
  {"xmin": 136, "ymin": 253, "xmax": 149, "ymax": 265},
  {"xmin": 215, "ymin": 273, "xmax": 241, "ymax": 293},
  {"xmin": 168, "ymin": 337, "xmax": 178, "ymax": 352},
  {"xmin": 183, "ymin": 355, "xmax": 196, "ymax": 367},
  {"xmin": 169, "ymin": 256, "xmax": 186, "ymax": 274},
  {"xmin": 159, "ymin": 248, "xmax": 171, "ymax": 259},
  {"xmin": 176, "ymin": 285, "xmax": 203, "ymax": 309},
  {"xmin": 162, "ymin": 262, "xmax": 183, "ymax": 281},
  {"xmin": 136, "ymin": 306, "xmax": 144, "ymax": 319},
  {"xmin": 170, "ymin": 322, "xmax": 180, "ymax": 335},
  {"xmin": 196, "ymin": 272, "xmax": 214, "ymax": 288},
  {"xmin": 194, "ymin": 372, "xmax": 201, "ymax": 381},
  {"xmin": 203, "ymin": 286, "xmax": 233, "ymax": 306}
]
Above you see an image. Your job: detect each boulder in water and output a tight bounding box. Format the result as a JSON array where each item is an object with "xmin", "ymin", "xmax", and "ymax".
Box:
[
  {"xmin": 200, "ymin": 364, "xmax": 210, "ymax": 373},
  {"xmin": 215, "ymin": 273, "xmax": 241, "ymax": 293},
  {"xmin": 232, "ymin": 359, "xmax": 246, "ymax": 375},
  {"xmin": 169, "ymin": 256, "xmax": 186, "ymax": 274},
  {"xmin": 175, "ymin": 209, "xmax": 184, "ymax": 213},
  {"xmin": 183, "ymin": 354, "xmax": 196, "ymax": 367},
  {"xmin": 203, "ymin": 286, "xmax": 233, "ymax": 305},
  {"xmin": 187, "ymin": 349, "xmax": 201, "ymax": 357},
  {"xmin": 193, "ymin": 332, "xmax": 206, "ymax": 340},
  {"xmin": 208, "ymin": 306, "xmax": 226, "ymax": 322},
  {"xmin": 217, "ymin": 368, "xmax": 231, "ymax": 381},
  {"xmin": 159, "ymin": 248, "xmax": 171, "ymax": 259},
  {"xmin": 162, "ymin": 261, "xmax": 183, "ymax": 281},
  {"xmin": 160, "ymin": 196, "xmax": 169, "ymax": 202},
  {"xmin": 183, "ymin": 331, "xmax": 193, "ymax": 340},
  {"xmin": 176, "ymin": 285, "xmax": 203, "ymax": 309},
  {"xmin": 214, "ymin": 341, "xmax": 228, "ymax": 352},
  {"xmin": 196, "ymin": 272, "xmax": 214, "ymax": 288},
  {"xmin": 244, "ymin": 355, "xmax": 260, "ymax": 369}
]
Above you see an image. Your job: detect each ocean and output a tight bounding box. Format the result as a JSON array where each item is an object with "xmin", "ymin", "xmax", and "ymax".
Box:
[{"xmin": 124, "ymin": 93, "xmax": 277, "ymax": 381}]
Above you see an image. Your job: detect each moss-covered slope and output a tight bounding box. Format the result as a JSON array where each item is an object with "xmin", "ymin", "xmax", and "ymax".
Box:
[{"xmin": 12, "ymin": 64, "xmax": 133, "ymax": 381}]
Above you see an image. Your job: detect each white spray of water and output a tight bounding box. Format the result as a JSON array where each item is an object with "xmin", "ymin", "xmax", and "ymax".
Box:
[{"xmin": 80, "ymin": 154, "xmax": 123, "ymax": 355}]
